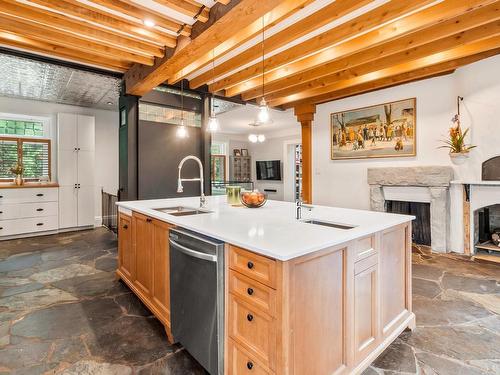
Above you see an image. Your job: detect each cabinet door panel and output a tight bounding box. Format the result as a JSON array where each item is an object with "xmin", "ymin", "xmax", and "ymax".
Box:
[
  {"xmin": 58, "ymin": 150, "xmax": 77, "ymax": 186},
  {"xmin": 133, "ymin": 214, "xmax": 154, "ymax": 297},
  {"xmin": 380, "ymin": 227, "xmax": 407, "ymax": 335},
  {"xmin": 58, "ymin": 186, "xmax": 78, "ymax": 229},
  {"xmin": 152, "ymin": 220, "xmax": 171, "ymax": 325},
  {"xmin": 57, "ymin": 113, "xmax": 77, "ymax": 151},
  {"xmin": 354, "ymin": 262, "xmax": 379, "ymax": 363},
  {"xmin": 77, "ymin": 115, "xmax": 95, "ymax": 152},
  {"xmin": 77, "ymin": 150, "xmax": 95, "ymax": 187},
  {"xmin": 118, "ymin": 214, "xmax": 134, "ymax": 281},
  {"xmin": 77, "ymin": 186, "xmax": 95, "ymax": 227}
]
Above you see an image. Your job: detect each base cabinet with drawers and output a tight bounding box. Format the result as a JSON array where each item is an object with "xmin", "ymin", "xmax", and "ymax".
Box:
[
  {"xmin": 117, "ymin": 211, "xmax": 173, "ymax": 341},
  {"xmin": 0, "ymin": 186, "xmax": 59, "ymax": 238},
  {"xmin": 117, "ymin": 210, "xmax": 413, "ymax": 375},
  {"xmin": 225, "ymin": 223, "xmax": 413, "ymax": 375}
]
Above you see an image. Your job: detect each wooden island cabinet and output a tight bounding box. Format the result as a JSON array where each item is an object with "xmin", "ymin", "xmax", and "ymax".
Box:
[
  {"xmin": 117, "ymin": 212, "xmax": 173, "ymax": 341},
  {"xmin": 118, "ymin": 208, "xmax": 413, "ymax": 375}
]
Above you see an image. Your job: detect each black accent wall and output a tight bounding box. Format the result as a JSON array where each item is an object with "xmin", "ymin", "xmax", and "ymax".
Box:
[{"xmin": 118, "ymin": 85, "xmax": 211, "ymax": 201}]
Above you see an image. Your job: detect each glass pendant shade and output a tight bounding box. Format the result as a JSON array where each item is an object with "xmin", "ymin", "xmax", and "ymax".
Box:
[
  {"xmin": 207, "ymin": 115, "xmax": 219, "ymax": 132},
  {"xmin": 176, "ymin": 119, "xmax": 188, "ymax": 138},
  {"xmin": 257, "ymin": 134, "xmax": 266, "ymax": 143},
  {"xmin": 257, "ymin": 98, "xmax": 270, "ymax": 124},
  {"xmin": 248, "ymin": 134, "xmax": 258, "ymax": 143}
]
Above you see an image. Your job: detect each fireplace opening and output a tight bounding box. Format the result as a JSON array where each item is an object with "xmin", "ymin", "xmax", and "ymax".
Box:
[
  {"xmin": 386, "ymin": 200, "xmax": 431, "ymax": 246},
  {"xmin": 475, "ymin": 204, "xmax": 500, "ymax": 253}
]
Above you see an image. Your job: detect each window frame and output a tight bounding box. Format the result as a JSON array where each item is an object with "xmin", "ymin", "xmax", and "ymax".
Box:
[{"xmin": 0, "ymin": 136, "xmax": 52, "ymax": 182}]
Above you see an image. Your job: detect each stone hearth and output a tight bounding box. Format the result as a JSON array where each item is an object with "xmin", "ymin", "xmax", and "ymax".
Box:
[{"xmin": 368, "ymin": 166, "xmax": 454, "ymax": 252}]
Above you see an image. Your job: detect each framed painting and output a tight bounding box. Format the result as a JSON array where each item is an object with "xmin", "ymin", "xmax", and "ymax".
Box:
[{"xmin": 330, "ymin": 98, "xmax": 416, "ymax": 160}]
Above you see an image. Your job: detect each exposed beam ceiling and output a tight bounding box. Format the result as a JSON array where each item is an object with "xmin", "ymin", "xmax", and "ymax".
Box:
[
  {"xmin": 0, "ymin": 0, "xmax": 229, "ymax": 72},
  {"xmin": 124, "ymin": 0, "xmax": 313, "ymax": 95}
]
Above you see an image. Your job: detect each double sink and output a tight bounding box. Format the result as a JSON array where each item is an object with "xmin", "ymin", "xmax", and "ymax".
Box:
[{"xmin": 153, "ymin": 206, "xmax": 356, "ymax": 230}]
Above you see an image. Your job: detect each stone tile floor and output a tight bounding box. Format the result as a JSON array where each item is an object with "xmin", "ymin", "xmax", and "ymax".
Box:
[{"xmin": 0, "ymin": 228, "xmax": 498, "ymax": 374}]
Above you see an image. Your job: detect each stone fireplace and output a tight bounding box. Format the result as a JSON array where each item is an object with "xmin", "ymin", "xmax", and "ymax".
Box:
[{"xmin": 367, "ymin": 166, "xmax": 454, "ymax": 252}]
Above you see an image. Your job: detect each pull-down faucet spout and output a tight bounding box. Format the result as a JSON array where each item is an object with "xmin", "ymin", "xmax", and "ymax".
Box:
[{"xmin": 177, "ymin": 155, "xmax": 206, "ymax": 208}]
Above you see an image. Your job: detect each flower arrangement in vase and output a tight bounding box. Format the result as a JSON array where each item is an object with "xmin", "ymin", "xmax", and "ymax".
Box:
[
  {"xmin": 439, "ymin": 96, "xmax": 476, "ymax": 165},
  {"xmin": 10, "ymin": 164, "xmax": 24, "ymax": 186}
]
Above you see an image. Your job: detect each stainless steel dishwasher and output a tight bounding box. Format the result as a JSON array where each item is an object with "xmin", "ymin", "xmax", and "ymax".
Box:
[{"xmin": 169, "ymin": 228, "xmax": 224, "ymax": 375}]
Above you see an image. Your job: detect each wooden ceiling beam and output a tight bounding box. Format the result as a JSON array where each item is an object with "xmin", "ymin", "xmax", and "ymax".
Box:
[
  {"xmin": 188, "ymin": 0, "xmax": 373, "ymax": 89},
  {"xmin": 239, "ymin": 0, "xmax": 500, "ymax": 100},
  {"xmin": 264, "ymin": 21, "xmax": 500, "ymax": 104},
  {"xmin": 272, "ymin": 36, "xmax": 500, "ymax": 107},
  {"xmin": 166, "ymin": 0, "xmax": 314, "ymax": 85},
  {"xmin": 25, "ymin": 0, "xmax": 177, "ymax": 47},
  {"xmin": 0, "ymin": 31, "xmax": 129, "ymax": 71},
  {"xmin": 124, "ymin": 0, "xmax": 304, "ymax": 95},
  {"xmin": 90, "ymin": 0, "xmax": 191, "ymax": 36},
  {"xmin": 0, "ymin": 0, "xmax": 164, "ymax": 57},
  {"xmin": 154, "ymin": 0, "xmax": 210, "ymax": 22},
  {"xmin": 208, "ymin": 0, "xmax": 437, "ymax": 93},
  {"xmin": 0, "ymin": 14, "xmax": 154, "ymax": 65},
  {"xmin": 284, "ymin": 48, "xmax": 500, "ymax": 108}
]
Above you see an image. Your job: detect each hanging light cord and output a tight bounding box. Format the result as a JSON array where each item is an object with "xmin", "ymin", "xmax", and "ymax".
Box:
[
  {"xmin": 261, "ymin": 16, "xmax": 265, "ymax": 100},
  {"xmin": 181, "ymin": 78, "xmax": 184, "ymax": 123}
]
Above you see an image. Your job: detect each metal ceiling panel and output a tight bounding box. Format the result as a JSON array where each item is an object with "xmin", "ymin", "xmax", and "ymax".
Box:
[{"xmin": 0, "ymin": 53, "xmax": 120, "ymax": 110}]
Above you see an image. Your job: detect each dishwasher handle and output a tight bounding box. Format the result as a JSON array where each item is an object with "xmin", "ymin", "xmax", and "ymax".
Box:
[{"xmin": 169, "ymin": 238, "xmax": 218, "ymax": 262}]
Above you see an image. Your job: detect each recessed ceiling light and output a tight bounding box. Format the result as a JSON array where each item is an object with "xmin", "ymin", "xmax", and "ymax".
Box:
[
  {"xmin": 107, "ymin": 101, "xmax": 113, "ymax": 105},
  {"xmin": 143, "ymin": 19, "xmax": 155, "ymax": 28}
]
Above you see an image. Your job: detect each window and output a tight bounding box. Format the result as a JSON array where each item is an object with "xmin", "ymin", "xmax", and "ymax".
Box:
[
  {"xmin": 0, "ymin": 137, "xmax": 51, "ymax": 181},
  {"xmin": 0, "ymin": 119, "xmax": 45, "ymax": 136},
  {"xmin": 139, "ymin": 103, "xmax": 201, "ymax": 127}
]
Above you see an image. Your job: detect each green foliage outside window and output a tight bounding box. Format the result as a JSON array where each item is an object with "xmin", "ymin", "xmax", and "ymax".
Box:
[{"xmin": 0, "ymin": 120, "xmax": 44, "ymax": 136}]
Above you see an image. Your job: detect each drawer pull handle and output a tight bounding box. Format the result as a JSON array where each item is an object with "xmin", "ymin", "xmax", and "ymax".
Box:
[
  {"xmin": 247, "ymin": 261, "xmax": 254, "ymax": 269},
  {"xmin": 146, "ymin": 218, "xmax": 152, "ymax": 223},
  {"xmin": 123, "ymin": 224, "xmax": 128, "ymax": 229},
  {"xmin": 0, "ymin": 227, "xmax": 3, "ymax": 230},
  {"xmin": 0, "ymin": 195, "xmax": 3, "ymax": 198},
  {"xmin": 246, "ymin": 361, "xmax": 253, "ymax": 370},
  {"xmin": 36, "ymin": 193, "xmax": 44, "ymax": 197},
  {"xmin": 247, "ymin": 287, "xmax": 254, "ymax": 296},
  {"xmin": 0, "ymin": 211, "xmax": 3, "ymax": 214},
  {"xmin": 36, "ymin": 208, "xmax": 44, "ymax": 212},
  {"xmin": 246, "ymin": 313, "xmax": 253, "ymax": 322},
  {"xmin": 36, "ymin": 223, "xmax": 44, "ymax": 226}
]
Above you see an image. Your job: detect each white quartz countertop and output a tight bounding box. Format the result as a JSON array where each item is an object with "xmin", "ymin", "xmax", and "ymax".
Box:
[{"xmin": 117, "ymin": 196, "xmax": 413, "ymax": 261}]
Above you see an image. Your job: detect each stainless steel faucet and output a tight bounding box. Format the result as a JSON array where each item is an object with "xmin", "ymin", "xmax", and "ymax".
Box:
[
  {"xmin": 177, "ymin": 155, "xmax": 206, "ymax": 208},
  {"xmin": 296, "ymin": 200, "xmax": 314, "ymax": 220}
]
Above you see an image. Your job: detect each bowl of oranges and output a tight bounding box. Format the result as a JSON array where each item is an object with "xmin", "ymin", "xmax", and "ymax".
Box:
[{"xmin": 240, "ymin": 190, "xmax": 267, "ymax": 208}]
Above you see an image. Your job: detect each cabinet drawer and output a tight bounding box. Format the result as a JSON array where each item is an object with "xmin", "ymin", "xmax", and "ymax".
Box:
[
  {"xmin": 0, "ymin": 188, "xmax": 58, "ymax": 204},
  {"xmin": 229, "ymin": 294, "xmax": 276, "ymax": 370},
  {"xmin": 229, "ymin": 270, "xmax": 276, "ymax": 317},
  {"xmin": 228, "ymin": 339, "xmax": 273, "ymax": 375},
  {"xmin": 229, "ymin": 245, "xmax": 277, "ymax": 288},
  {"xmin": 355, "ymin": 235, "xmax": 377, "ymax": 261},
  {"xmin": 0, "ymin": 215, "xmax": 58, "ymax": 237},
  {"xmin": 0, "ymin": 202, "xmax": 58, "ymax": 220}
]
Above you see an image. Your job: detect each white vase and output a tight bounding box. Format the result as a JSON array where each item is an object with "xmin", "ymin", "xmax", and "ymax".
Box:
[
  {"xmin": 449, "ymin": 152, "xmax": 469, "ymax": 165},
  {"xmin": 14, "ymin": 175, "xmax": 23, "ymax": 186}
]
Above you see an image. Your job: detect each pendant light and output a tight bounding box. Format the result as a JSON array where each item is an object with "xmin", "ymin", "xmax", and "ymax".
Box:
[
  {"xmin": 176, "ymin": 79, "xmax": 188, "ymax": 138},
  {"xmin": 207, "ymin": 48, "xmax": 219, "ymax": 132},
  {"xmin": 256, "ymin": 16, "xmax": 270, "ymax": 125}
]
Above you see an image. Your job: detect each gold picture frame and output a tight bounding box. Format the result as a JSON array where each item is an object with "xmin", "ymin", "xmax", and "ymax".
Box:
[{"xmin": 330, "ymin": 98, "xmax": 416, "ymax": 160}]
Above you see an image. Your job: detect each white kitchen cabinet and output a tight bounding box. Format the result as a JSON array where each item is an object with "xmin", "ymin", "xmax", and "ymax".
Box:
[
  {"xmin": 0, "ymin": 187, "xmax": 59, "ymax": 238},
  {"xmin": 57, "ymin": 113, "xmax": 95, "ymax": 229}
]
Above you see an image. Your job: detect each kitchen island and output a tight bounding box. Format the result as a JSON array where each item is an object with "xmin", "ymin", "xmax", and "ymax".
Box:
[{"xmin": 116, "ymin": 196, "xmax": 415, "ymax": 375}]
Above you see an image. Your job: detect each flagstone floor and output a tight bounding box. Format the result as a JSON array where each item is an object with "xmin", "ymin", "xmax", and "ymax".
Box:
[{"xmin": 0, "ymin": 228, "xmax": 498, "ymax": 374}]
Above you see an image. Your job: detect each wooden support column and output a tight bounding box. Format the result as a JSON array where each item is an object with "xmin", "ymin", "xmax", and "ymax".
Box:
[{"xmin": 294, "ymin": 103, "xmax": 316, "ymax": 204}]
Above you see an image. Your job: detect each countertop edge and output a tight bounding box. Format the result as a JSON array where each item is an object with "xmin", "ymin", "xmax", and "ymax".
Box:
[{"xmin": 116, "ymin": 201, "xmax": 413, "ymax": 261}]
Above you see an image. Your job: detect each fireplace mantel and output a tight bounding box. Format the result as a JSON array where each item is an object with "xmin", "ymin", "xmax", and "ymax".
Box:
[{"xmin": 368, "ymin": 166, "xmax": 454, "ymax": 252}]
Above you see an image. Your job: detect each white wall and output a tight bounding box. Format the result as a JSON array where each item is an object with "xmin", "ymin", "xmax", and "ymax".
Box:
[
  {"xmin": 249, "ymin": 134, "xmax": 301, "ymax": 201},
  {"xmin": 312, "ymin": 54, "xmax": 500, "ymax": 253},
  {"xmin": 0, "ymin": 97, "xmax": 119, "ymax": 222}
]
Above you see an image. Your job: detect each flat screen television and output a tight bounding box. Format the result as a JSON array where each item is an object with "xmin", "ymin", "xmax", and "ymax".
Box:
[{"xmin": 256, "ymin": 160, "xmax": 281, "ymax": 181}]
